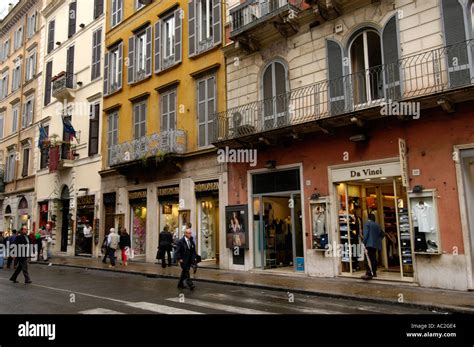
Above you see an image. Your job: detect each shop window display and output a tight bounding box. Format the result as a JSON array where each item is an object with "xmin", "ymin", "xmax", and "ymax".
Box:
[
  {"xmin": 198, "ymin": 199, "xmax": 218, "ymax": 260},
  {"xmin": 409, "ymin": 190, "xmax": 440, "ymax": 254},
  {"xmin": 131, "ymin": 205, "xmax": 147, "ymax": 255},
  {"xmin": 310, "ymin": 200, "xmax": 328, "ymax": 249}
]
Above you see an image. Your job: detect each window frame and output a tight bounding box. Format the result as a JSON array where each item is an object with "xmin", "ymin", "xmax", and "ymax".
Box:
[
  {"xmin": 88, "ymin": 102, "xmax": 100, "ymax": 157},
  {"xmin": 25, "ymin": 50, "xmax": 37, "ymax": 82},
  {"xmin": 22, "ymin": 97, "xmax": 34, "ymax": 129},
  {"xmin": 107, "ymin": 111, "xmax": 118, "ymax": 166},
  {"xmin": 91, "ymin": 28, "xmax": 102, "ymax": 81},
  {"xmin": 0, "ymin": 113, "xmax": 4, "ymax": 139},
  {"xmin": 21, "ymin": 145, "xmax": 30, "ymax": 178},
  {"xmin": 5, "ymin": 150, "xmax": 16, "ymax": 182},
  {"xmin": 12, "ymin": 104, "xmax": 19, "ymax": 133},
  {"xmin": 111, "ymin": 0, "xmax": 123, "ymax": 28},
  {"xmin": 160, "ymin": 89, "xmax": 177, "ymax": 132},
  {"xmin": 12, "ymin": 58, "xmax": 22, "ymax": 92},
  {"xmin": 133, "ymin": 99, "xmax": 147, "ymax": 139},
  {"xmin": 40, "ymin": 124, "xmax": 50, "ymax": 169},
  {"xmin": 196, "ymin": 74, "xmax": 216, "ymax": 148}
]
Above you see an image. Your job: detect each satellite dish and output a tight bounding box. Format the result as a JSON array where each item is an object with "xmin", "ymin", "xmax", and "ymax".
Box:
[{"xmin": 233, "ymin": 112, "xmax": 243, "ymax": 127}]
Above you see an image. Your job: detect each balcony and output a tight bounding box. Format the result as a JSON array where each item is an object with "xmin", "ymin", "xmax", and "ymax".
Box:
[
  {"xmin": 109, "ymin": 130, "xmax": 187, "ymax": 168},
  {"xmin": 229, "ymin": 0, "xmax": 307, "ymax": 51},
  {"xmin": 52, "ymin": 72, "xmax": 76, "ymax": 101},
  {"xmin": 47, "ymin": 142, "xmax": 77, "ymax": 172},
  {"xmin": 216, "ymin": 40, "xmax": 474, "ymax": 146}
]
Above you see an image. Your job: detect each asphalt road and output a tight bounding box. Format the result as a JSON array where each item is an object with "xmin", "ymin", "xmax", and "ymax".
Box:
[{"xmin": 0, "ymin": 264, "xmax": 442, "ymax": 315}]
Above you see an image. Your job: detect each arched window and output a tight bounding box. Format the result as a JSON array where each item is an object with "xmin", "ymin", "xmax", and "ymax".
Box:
[
  {"xmin": 349, "ymin": 29, "xmax": 383, "ymax": 105},
  {"xmin": 61, "ymin": 186, "xmax": 70, "ymax": 200},
  {"xmin": 261, "ymin": 59, "xmax": 289, "ymax": 129},
  {"xmin": 18, "ymin": 197, "xmax": 28, "ymax": 210},
  {"xmin": 5, "ymin": 205, "xmax": 11, "ymax": 214}
]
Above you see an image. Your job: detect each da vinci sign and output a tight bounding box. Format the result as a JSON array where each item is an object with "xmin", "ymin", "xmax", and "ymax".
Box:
[{"xmin": 332, "ymin": 161, "xmax": 402, "ymax": 182}]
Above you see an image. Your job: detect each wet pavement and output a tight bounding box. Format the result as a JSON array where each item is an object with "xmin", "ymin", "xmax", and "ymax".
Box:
[
  {"xmin": 0, "ymin": 265, "xmax": 439, "ymax": 314},
  {"xmin": 19, "ymin": 256, "xmax": 474, "ymax": 314}
]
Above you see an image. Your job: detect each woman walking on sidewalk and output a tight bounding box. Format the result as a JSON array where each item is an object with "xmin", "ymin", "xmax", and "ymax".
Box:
[{"xmin": 119, "ymin": 228, "xmax": 131, "ymax": 266}]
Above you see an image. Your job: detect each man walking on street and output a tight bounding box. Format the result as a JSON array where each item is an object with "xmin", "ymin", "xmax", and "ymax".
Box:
[
  {"xmin": 10, "ymin": 227, "xmax": 32, "ymax": 284},
  {"xmin": 6, "ymin": 230, "xmax": 18, "ymax": 269},
  {"xmin": 175, "ymin": 223, "xmax": 197, "ymax": 290},
  {"xmin": 361, "ymin": 214, "xmax": 384, "ymax": 280},
  {"xmin": 158, "ymin": 225, "xmax": 173, "ymax": 268},
  {"xmin": 107, "ymin": 228, "xmax": 120, "ymax": 268}
]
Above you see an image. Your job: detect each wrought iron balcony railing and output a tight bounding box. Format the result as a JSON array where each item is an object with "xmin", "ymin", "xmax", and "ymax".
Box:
[
  {"xmin": 52, "ymin": 72, "xmax": 76, "ymax": 100},
  {"xmin": 230, "ymin": 0, "xmax": 304, "ymax": 36},
  {"xmin": 216, "ymin": 39, "xmax": 474, "ymax": 141},
  {"xmin": 108, "ymin": 130, "xmax": 187, "ymax": 167}
]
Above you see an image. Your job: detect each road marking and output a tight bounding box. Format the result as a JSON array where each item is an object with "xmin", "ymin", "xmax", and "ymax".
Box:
[
  {"xmin": 202, "ymin": 293, "xmax": 345, "ymax": 314},
  {"xmin": 126, "ymin": 302, "xmax": 203, "ymax": 315},
  {"xmin": 166, "ymin": 297, "xmax": 274, "ymax": 314},
  {"xmin": 79, "ymin": 308, "xmax": 125, "ymax": 314}
]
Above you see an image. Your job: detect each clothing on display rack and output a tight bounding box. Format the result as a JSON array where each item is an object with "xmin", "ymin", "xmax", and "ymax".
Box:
[{"xmin": 412, "ymin": 201, "xmax": 435, "ymax": 233}]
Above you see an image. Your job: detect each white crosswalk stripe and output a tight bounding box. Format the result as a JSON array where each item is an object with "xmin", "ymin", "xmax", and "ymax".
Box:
[
  {"xmin": 126, "ymin": 301, "xmax": 203, "ymax": 314},
  {"xmin": 166, "ymin": 297, "xmax": 275, "ymax": 314},
  {"xmin": 79, "ymin": 308, "xmax": 125, "ymax": 314}
]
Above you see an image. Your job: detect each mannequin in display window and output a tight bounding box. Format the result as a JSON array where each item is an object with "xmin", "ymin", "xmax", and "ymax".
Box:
[
  {"xmin": 200, "ymin": 205, "xmax": 215, "ymax": 260},
  {"xmin": 312, "ymin": 205, "xmax": 326, "ymax": 236}
]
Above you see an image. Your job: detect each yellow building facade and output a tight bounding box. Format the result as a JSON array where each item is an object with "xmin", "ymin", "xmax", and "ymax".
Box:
[{"xmin": 100, "ymin": 0, "xmax": 229, "ymax": 267}]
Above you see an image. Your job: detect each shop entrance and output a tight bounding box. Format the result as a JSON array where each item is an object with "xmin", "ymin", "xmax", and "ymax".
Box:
[
  {"xmin": 60, "ymin": 186, "xmax": 70, "ymax": 252},
  {"xmin": 252, "ymin": 168, "xmax": 303, "ymax": 271},
  {"xmin": 460, "ymin": 149, "xmax": 474, "ymax": 283},
  {"xmin": 335, "ymin": 177, "xmax": 414, "ymax": 281}
]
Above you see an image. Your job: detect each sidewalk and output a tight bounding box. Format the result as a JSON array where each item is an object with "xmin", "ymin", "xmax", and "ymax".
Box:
[{"xmin": 34, "ymin": 256, "xmax": 474, "ymax": 314}]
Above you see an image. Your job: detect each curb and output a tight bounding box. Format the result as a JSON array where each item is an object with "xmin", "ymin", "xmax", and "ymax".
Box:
[{"xmin": 33, "ymin": 262, "xmax": 473, "ymax": 314}]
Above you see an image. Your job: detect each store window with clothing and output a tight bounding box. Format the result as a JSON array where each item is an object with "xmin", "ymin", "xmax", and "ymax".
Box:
[
  {"xmin": 75, "ymin": 195, "xmax": 95, "ymax": 256},
  {"xmin": 195, "ymin": 181, "xmax": 220, "ymax": 262},
  {"xmin": 129, "ymin": 190, "xmax": 147, "ymax": 257}
]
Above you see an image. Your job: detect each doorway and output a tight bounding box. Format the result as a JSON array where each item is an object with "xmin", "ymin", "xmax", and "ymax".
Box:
[
  {"xmin": 460, "ymin": 149, "xmax": 474, "ymax": 283},
  {"xmin": 60, "ymin": 186, "xmax": 70, "ymax": 252},
  {"xmin": 253, "ymin": 193, "xmax": 303, "ymax": 270},
  {"xmin": 335, "ymin": 177, "xmax": 413, "ymax": 281}
]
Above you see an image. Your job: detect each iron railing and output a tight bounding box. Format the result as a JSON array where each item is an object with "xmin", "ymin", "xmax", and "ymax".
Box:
[
  {"xmin": 52, "ymin": 72, "xmax": 75, "ymax": 95},
  {"xmin": 216, "ymin": 39, "xmax": 474, "ymax": 141},
  {"xmin": 230, "ymin": 0, "xmax": 305, "ymax": 36},
  {"xmin": 108, "ymin": 130, "xmax": 187, "ymax": 167}
]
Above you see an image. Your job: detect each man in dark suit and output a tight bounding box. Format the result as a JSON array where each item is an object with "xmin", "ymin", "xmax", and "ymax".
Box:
[
  {"xmin": 158, "ymin": 225, "xmax": 173, "ymax": 268},
  {"xmin": 10, "ymin": 227, "xmax": 32, "ymax": 284},
  {"xmin": 175, "ymin": 223, "xmax": 196, "ymax": 290},
  {"xmin": 361, "ymin": 214, "xmax": 384, "ymax": 280}
]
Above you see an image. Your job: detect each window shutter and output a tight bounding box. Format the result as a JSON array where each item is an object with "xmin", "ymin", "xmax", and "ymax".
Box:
[
  {"xmin": 154, "ymin": 20, "xmax": 161, "ymax": 73},
  {"xmin": 94, "ymin": 0, "xmax": 104, "ymax": 19},
  {"xmin": 103, "ymin": 52, "xmax": 109, "ymax": 95},
  {"xmin": 118, "ymin": 43, "xmax": 123, "ymax": 89},
  {"xmin": 198, "ymin": 80, "xmax": 206, "ymax": 147},
  {"xmin": 382, "ymin": 15, "xmax": 401, "ymax": 101},
  {"xmin": 44, "ymin": 61, "xmax": 52, "ymax": 105},
  {"xmin": 117, "ymin": 0, "xmax": 123, "ymax": 23},
  {"xmin": 188, "ymin": 0, "xmax": 196, "ymax": 57},
  {"xmin": 326, "ymin": 40, "xmax": 346, "ymax": 115},
  {"xmin": 441, "ymin": 0, "xmax": 470, "ymax": 88},
  {"xmin": 128, "ymin": 36, "xmax": 135, "ymax": 84},
  {"xmin": 96, "ymin": 29, "xmax": 102, "ymax": 79},
  {"xmin": 28, "ymin": 101, "xmax": 33, "ymax": 125},
  {"xmin": 22, "ymin": 149, "xmax": 29, "ymax": 177},
  {"xmin": 145, "ymin": 26, "xmax": 152, "ymax": 77},
  {"xmin": 32, "ymin": 52, "xmax": 37, "ymax": 77},
  {"xmin": 133, "ymin": 104, "xmax": 140, "ymax": 138},
  {"xmin": 140, "ymin": 102, "xmax": 146, "ymax": 137},
  {"xmin": 66, "ymin": 46, "xmax": 75, "ymax": 88},
  {"xmin": 212, "ymin": 0, "xmax": 222, "ymax": 46},
  {"xmin": 89, "ymin": 104, "xmax": 100, "ymax": 156},
  {"xmin": 0, "ymin": 116, "xmax": 4, "ymax": 138},
  {"xmin": 92, "ymin": 31, "xmax": 97, "ymax": 80},
  {"xmin": 47, "ymin": 20, "xmax": 55, "ymax": 54},
  {"xmin": 174, "ymin": 9, "xmax": 182, "ymax": 64},
  {"xmin": 22, "ymin": 103, "xmax": 27, "ymax": 128},
  {"xmin": 68, "ymin": 1, "xmax": 77, "ymax": 38},
  {"xmin": 170, "ymin": 91, "xmax": 176, "ymax": 130}
]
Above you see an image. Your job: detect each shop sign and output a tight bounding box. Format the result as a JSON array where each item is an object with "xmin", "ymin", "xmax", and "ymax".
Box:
[
  {"xmin": 332, "ymin": 162, "xmax": 401, "ymax": 182},
  {"xmin": 195, "ymin": 181, "xmax": 219, "ymax": 192},
  {"xmin": 129, "ymin": 190, "xmax": 147, "ymax": 201},
  {"xmin": 157, "ymin": 186, "xmax": 179, "ymax": 197},
  {"xmin": 77, "ymin": 195, "xmax": 95, "ymax": 207},
  {"xmin": 399, "ymin": 138, "xmax": 409, "ymax": 187}
]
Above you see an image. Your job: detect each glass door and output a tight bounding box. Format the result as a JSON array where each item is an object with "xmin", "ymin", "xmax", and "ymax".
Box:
[{"xmin": 291, "ymin": 193, "xmax": 303, "ymax": 270}]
